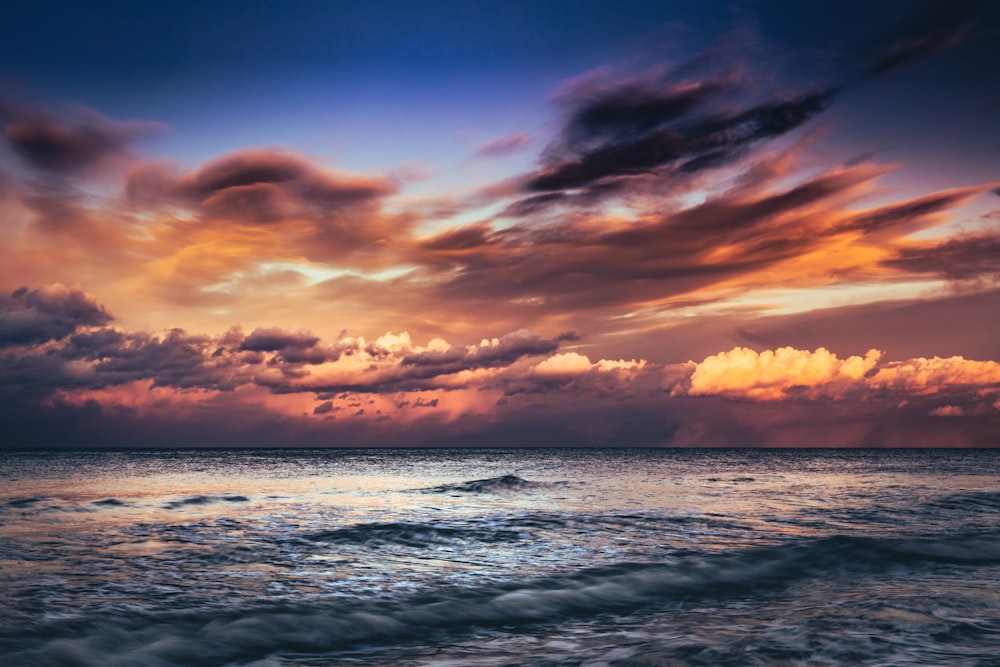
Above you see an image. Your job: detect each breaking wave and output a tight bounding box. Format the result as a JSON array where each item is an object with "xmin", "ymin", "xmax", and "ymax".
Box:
[
  {"xmin": 421, "ymin": 474, "xmax": 562, "ymax": 494},
  {"xmin": 163, "ymin": 495, "xmax": 250, "ymax": 509}
]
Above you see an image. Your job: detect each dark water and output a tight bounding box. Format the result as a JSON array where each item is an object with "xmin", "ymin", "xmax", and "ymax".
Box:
[{"xmin": 1, "ymin": 448, "xmax": 998, "ymax": 666}]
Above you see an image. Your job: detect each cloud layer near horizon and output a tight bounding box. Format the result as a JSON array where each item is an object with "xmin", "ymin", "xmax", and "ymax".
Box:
[{"xmin": 0, "ymin": 283, "xmax": 997, "ymax": 447}]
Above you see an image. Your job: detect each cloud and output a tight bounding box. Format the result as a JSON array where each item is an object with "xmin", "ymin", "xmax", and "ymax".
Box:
[
  {"xmin": 868, "ymin": 356, "xmax": 1000, "ymax": 394},
  {"xmin": 0, "ymin": 284, "xmax": 112, "ymax": 346},
  {"xmin": 865, "ymin": 0, "xmax": 985, "ymax": 77},
  {"xmin": 507, "ymin": 351, "xmax": 649, "ymax": 395},
  {"xmin": 736, "ymin": 287, "xmax": 1000, "ymax": 362},
  {"xmin": 670, "ymin": 345, "xmax": 1000, "ymax": 403},
  {"xmin": 675, "ymin": 346, "xmax": 882, "ymax": 400},
  {"xmin": 497, "ymin": 60, "xmax": 836, "ymax": 213},
  {"xmin": 0, "ymin": 292, "xmax": 586, "ymax": 404},
  {"xmin": 2, "ymin": 105, "xmax": 161, "ymax": 176},
  {"xmin": 128, "ymin": 149, "xmax": 395, "ymax": 217},
  {"xmin": 473, "ymin": 132, "xmax": 532, "ymax": 158},
  {"xmin": 929, "ymin": 405, "xmax": 964, "ymax": 417},
  {"xmin": 550, "ymin": 73, "xmax": 737, "ymax": 156},
  {"xmin": 525, "ymin": 87, "xmax": 835, "ymax": 194},
  {"xmin": 844, "ymin": 188, "xmax": 980, "ymax": 235},
  {"xmin": 1, "ymin": 291, "xmax": 996, "ymax": 448},
  {"xmin": 313, "ymin": 401, "xmax": 334, "ymax": 415},
  {"xmin": 532, "ymin": 352, "xmax": 645, "ymax": 378},
  {"xmin": 257, "ymin": 329, "xmax": 578, "ymax": 394},
  {"xmin": 122, "ymin": 148, "xmax": 409, "ymax": 281},
  {"xmin": 402, "ymin": 329, "xmax": 576, "ymax": 371},
  {"xmin": 2, "ymin": 63, "xmax": 992, "ymax": 347},
  {"xmin": 237, "ymin": 327, "xmax": 341, "ymax": 364},
  {"xmin": 0, "ymin": 285, "xmax": 662, "ymax": 445},
  {"xmin": 882, "ymin": 233, "xmax": 1000, "ymax": 279},
  {"xmin": 413, "ymin": 161, "xmax": 918, "ymax": 315}
]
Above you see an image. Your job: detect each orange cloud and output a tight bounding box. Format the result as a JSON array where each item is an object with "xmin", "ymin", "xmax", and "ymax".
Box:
[
  {"xmin": 869, "ymin": 356, "xmax": 1000, "ymax": 394},
  {"xmin": 678, "ymin": 346, "xmax": 882, "ymax": 400},
  {"xmin": 670, "ymin": 346, "xmax": 1000, "ymax": 403}
]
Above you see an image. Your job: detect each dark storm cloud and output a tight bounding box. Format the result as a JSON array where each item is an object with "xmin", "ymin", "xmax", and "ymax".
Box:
[
  {"xmin": 240, "ymin": 327, "xmax": 320, "ymax": 352},
  {"xmin": 239, "ymin": 327, "xmax": 319, "ymax": 352},
  {"xmin": 2, "ymin": 106, "xmax": 160, "ymax": 175},
  {"xmin": 238, "ymin": 327, "xmax": 349, "ymax": 365},
  {"xmin": 0, "ymin": 284, "xmax": 112, "ymax": 346},
  {"xmin": 84, "ymin": 329, "xmax": 241, "ymax": 390},
  {"xmin": 2, "ymin": 328, "xmax": 258, "ymax": 398}
]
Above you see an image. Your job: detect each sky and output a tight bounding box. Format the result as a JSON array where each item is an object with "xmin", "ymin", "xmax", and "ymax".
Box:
[{"xmin": 1, "ymin": 0, "xmax": 999, "ymax": 447}]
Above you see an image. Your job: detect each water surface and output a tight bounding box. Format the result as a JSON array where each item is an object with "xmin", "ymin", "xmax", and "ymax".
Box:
[{"xmin": 1, "ymin": 448, "xmax": 998, "ymax": 666}]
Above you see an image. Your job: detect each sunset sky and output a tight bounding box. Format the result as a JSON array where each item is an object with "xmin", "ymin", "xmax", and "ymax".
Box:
[{"xmin": 1, "ymin": 0, "xmax": 999, "ymax": 447}]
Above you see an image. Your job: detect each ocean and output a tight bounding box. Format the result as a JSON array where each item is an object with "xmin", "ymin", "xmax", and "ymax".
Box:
[{"xmin": 1, "ymin": 448, "xmax": 998, "ymax": 666}]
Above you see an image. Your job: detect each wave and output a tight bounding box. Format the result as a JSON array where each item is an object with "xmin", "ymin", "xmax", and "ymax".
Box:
[
  {"xmin": 420, "ymin": 474, "xmax": 562, "ymax": 494},
  {"xmin": 3, "ymin": 496, "xmax": 47, "ymax": 508},
  {"xmin": 93, "ymin": 498, "xmax": 128, "ymax": 506},
  {"xmin": 923, "ymin": 490, "xmax": 1000, "ymax": 513},
  {"xmin": 301, "ymin": 521, "xmax": 526, "ymax": 548},
  {"xmin": 5, "ymin": 530, "xmax": 998, "ymax": 666},
  {"xmin": 163, "ymin": 495, "xmax": 250, "ymax": 509}
]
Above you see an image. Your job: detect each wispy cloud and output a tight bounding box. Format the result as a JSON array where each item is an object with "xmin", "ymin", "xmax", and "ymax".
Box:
[{"xmin": 472, "ymin": 132, "xmax": 532, "ymax": 159}]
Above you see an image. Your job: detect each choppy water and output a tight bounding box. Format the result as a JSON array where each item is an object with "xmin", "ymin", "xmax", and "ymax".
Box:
[{"xmin": 1, "ymin": 448, "xmax": 998, "ymax": 666}]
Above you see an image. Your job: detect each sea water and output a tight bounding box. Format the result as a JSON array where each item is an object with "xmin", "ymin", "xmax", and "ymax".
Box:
[{"xmin": 0, "ymin": 448, "xmax": 998, "ymax": 666}]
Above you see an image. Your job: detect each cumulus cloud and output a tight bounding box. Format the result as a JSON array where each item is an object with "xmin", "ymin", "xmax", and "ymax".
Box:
[
  {"xmin": 669, "ymin": 346, "xmax": 1000, "ymax": 403},
  {"xmin": 0, "ymin": 291, "xmax": 591, "ymax": 406},
  {"xmin": 256, "ymin": 329, "xmax": 578, "ymax": 394},
  {"xmin": 504, "ymin": 351, "xmax": 649, "ymax": 395},
  {"xmin": 675, "ymin": 346, "xmax": 882, "ymax": 400},
  {"xmin": 236, "ymin": 327, "xmax": 348, "ymax": 364},
  {"xmin": 402, "ymin": 329, "xmax": 577, "ymax": 371},
  {"xmin": 868, "ymin": 356, "xmax": 1000, "ymax": 393},
  {"xmin": 0, "ymin": 284, "xmax": 112, "ymax": 346},
  {"xmin": 0, "ymin": 284, "xmax": 665, "ymax": 445}
]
